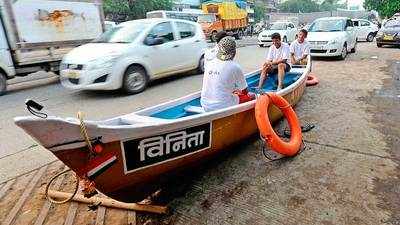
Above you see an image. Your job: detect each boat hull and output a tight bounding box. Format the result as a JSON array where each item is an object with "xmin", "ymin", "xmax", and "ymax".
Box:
[{"xmin": 51, "ymin": 79, "xmax": 306, "ymax": 202}]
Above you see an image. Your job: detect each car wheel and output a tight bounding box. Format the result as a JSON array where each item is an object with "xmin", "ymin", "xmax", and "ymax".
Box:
[
  {"xmin": 0, "ymin": 72, "xmax": 6, "ymax": 96},
  {"xmin": 259, "ymin": 44, "xmax": 264, "ymax": 47},
  {"xmin": 377, "ymin": 43, "xmax": 383, "ymax": 48},
  {"xmin": 283, "ymin": 36, "xmax": 288, "ymax": 43},
  {"xmin": 210, "ymin": 31, "xmax": 217, "ymax": 43},
  {"xmin": 122, "ymin": 65, "xmax": 148, "ymax": 94},
  {"xmin": 350, "ymin": 40, "xmax": 357, "ymax": 53},
  {"xmin": 366, "ymin": 33, "xmax": 374, "ymax": 42},
  {"xmin": 197, "ymin": 55, "xmax": 205, "ymax": 74},
  {"xmin": 339, "ymin": 43, "xmax": 347, "ymax": 60}
]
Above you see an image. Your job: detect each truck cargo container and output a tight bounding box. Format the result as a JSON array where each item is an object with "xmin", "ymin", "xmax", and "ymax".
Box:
[
  {"xmin": 198, "ymin": 0, "xmax": 248, "ymax": 42},
  {"xmin": 0, "ymin": 0, "xmax": 105, "ymax": 95}
]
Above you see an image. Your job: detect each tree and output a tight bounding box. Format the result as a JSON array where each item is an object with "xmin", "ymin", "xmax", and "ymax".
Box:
[
  {"xmin": 278, "ymin": 0, "xmax": 345, "ymax": 13},
  {"xmin": 364, "ymin": 0, "xmax": 400, "ymax": 18},
  {"xmin": 103, "ymin": 0, "xmax": 173, "ymax": 21},
  {"xmin": 278, "ymin": 0, "xmax": 319, "ymax": 13},
  {"xmin": 254, "ymin": 3, "xmax": 266, "ymax": 22},
  {"xmin": 319, "ymin": 0, "xmax": 345, "ymax": 11}
]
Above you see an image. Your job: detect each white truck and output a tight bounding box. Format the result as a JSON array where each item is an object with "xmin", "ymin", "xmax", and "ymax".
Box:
[{"xmin": 0, "ymin": 0, "xmax": 105, "ymax": 95}]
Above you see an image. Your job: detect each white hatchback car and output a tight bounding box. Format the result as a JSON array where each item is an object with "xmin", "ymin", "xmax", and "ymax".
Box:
[
  {"xmin": 60, "ymin": 18, "xmax": 207, "ymax": 94},
  {"xmin": 258, "ymin": 21, "xmax": 297, "ymax": 47},
  {"xmin": 352, "ymin": 19, "xmax": 379, "ymax": 42},
  {"xmin": 307, "ymin": 17, "xmax": 357, "ymax": 60}
]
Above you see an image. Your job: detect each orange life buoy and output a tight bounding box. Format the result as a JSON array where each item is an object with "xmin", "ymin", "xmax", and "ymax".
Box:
[
  {"xmin": 255, "ymin": 93, "xmax": 302, "ymax": 156},
  {"xmin": 306, "ymin": 74, "xmax": 319, "ymax": 86}
]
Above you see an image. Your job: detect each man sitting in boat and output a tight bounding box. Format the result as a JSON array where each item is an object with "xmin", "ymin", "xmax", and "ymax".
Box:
[
  {"xmin": 201, "ymin": 37, "xmax": 253, "ymax": 112},
  {"xmin": 257, "ymin": 33, "xmax": 291, "ymax": 91},
  {"xmin": 290, "ymin": 29, "xmax": 310, "ymax": 65}
]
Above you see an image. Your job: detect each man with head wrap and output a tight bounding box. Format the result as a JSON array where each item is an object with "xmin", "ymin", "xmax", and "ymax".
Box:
[
  {"xmin": 204, "ymin": 31, "xmax": 228, "ymax": 61},
  {"xmin": 201, "ymin": 37, "xmax": 253, "ymax": 112}
]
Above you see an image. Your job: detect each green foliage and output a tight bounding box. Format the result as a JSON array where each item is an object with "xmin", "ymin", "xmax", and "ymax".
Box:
[
  {"xmin": 364, "ymin": 0, "xmax": 400, "ymax": 18},
  {"xmin": 319, "ymin": 0, "xmax": 345, "ymax": 11},
  {"xmin": 278, "ymin": 0, "xmax": 345, "ymax": 13},
  {"xmin": 278, "ymin": 0, "xmax": 319, "ymax": 13},
  {"xmin": 254, "ymin": 3, "xmax": 266, "ymax": 22},
  {"xmin": 104, "ymin": 0, "xmax": 173, "ymax": 21}
]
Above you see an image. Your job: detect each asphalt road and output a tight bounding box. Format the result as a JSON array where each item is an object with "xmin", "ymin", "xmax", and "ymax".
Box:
[{"xmin": 0, "ymin": 37, "xmax": 263, "ymax": 182}]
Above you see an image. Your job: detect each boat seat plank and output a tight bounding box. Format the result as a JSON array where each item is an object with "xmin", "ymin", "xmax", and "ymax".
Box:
[{"xmin": 183, "ymin": 106, "xmax": 205, "ymax": 114}]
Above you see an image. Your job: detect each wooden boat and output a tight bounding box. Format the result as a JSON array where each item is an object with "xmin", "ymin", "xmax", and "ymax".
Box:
[{"xmin": 14, "ymin": 62, "xmax": 310, "ymax": 203}]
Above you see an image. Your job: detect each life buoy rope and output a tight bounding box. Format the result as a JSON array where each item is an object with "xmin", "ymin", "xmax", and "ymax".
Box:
[
  {"xmin": 255, "ymin": 93, "xmax": 302, "ymax": 156},
  {"xmin": 45, "ymin": 169, "xmax": 79, "ymax": 204}
]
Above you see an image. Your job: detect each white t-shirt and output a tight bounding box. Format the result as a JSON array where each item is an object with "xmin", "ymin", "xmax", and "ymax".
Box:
[
  {"xmin": 290, "ymin": 40, "xmax": 310, "ymax": 61},
  {"xmin": 266, "ymin": 42, "xmax": 290, "ymax": 62},
  {"xmin": 201, "ymin": 59, "xmax": 247, "ymax": 112}
]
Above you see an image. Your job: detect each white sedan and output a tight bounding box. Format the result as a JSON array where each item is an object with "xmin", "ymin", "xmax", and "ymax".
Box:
[
  {"xmin": 307, "ymin": 17, "xmax": 357, "ymax": 60},
  {"xmin": 352, "ymin": 19, "xmax": 379, "ymax": 42},
  {"xmin": 60, "ymin": 18, "xmax": 207, "ymax": 94},
  {"xmin": 258, "ymin": 21, "xmax": 297, "ymax": 47}
]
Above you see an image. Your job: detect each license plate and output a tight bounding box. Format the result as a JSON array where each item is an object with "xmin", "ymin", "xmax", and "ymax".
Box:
[
  {"xmin": 65, "ymin": 70, "xmax": 80, "ymax": 79},
  {"xmin": 383, "ymin": 35, "xmax": 393, "ymax": 41},
  {"xmin": 312, "ymin": 46, "xmax": 323, "ymax": 50}
]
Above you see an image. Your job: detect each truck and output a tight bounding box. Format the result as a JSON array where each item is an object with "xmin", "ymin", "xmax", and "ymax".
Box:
[
  {"xmin": 198, "ymin": 0, "xmax": 248, "ymax": 42},
  {"xmin": 0, "ymin": 0, "xmax": 105, "ymax": 95}
]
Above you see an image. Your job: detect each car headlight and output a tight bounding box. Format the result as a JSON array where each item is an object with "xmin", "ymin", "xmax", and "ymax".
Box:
[
  {"xmin": 86, "ymin": 55, "xmax": 120, "ymax": 70},
  {"xmin": 376, "ymin": 31, "xmax": 383, "ymax": 37}
]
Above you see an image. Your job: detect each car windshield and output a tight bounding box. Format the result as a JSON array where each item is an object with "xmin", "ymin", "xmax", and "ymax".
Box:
[
  {"xmin": 198, "ymin": 14, "xmax": 215, "ymax": 23},
  {"xmin": 309, "ymin": 19, "xmax": 345, "ymax": 32},
  {"xmin": 384, "ymin": 19, "xmax": 400, "ymax": 28},
  {"xmin": 93, "ymin": 23, "xmax": 151, "ymax": 43},
  {"xmin": 269, "ymin": 23, "xmax": 287, "ymax": 30}
]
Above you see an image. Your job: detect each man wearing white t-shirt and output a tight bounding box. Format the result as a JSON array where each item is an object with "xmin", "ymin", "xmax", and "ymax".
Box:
[
  {"xmin": 290, "ymin": 29, "xmax": 310, "ymax": 65},
  {"xmin": 258, "ymin": 33, "xmax": 291, "ymax": 91},
  {"xmin": 201, "ymin": 37, "xmax": 253, "ymax": 112}
]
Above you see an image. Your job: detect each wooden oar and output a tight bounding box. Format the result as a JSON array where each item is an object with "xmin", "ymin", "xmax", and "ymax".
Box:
[{"xmin": 47, "ymin": 190, "xmax": 168, "ymax": 214}]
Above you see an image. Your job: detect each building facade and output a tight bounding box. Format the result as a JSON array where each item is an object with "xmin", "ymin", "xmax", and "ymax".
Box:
[
  {"xmin": 173, "ymin": 0, "xmax": 201, "ymax": 10},
  {"xmin": 247, "ymin": 0, "xmax": 255, "ymax": 23},
  {"xmin": 256, "ymin": 0, "xmax": 278, "ymax": 13}
]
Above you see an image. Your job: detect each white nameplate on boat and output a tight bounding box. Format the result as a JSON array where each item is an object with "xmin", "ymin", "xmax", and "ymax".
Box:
[{"xmin": 121, "ymin": 123, "xmax": 212, "ymax": 173}]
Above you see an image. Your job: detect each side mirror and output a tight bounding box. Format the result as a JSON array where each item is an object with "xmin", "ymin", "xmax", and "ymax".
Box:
[{"xmin": 145, "ymin": 37, "xmax": 164, "ymax": 46}]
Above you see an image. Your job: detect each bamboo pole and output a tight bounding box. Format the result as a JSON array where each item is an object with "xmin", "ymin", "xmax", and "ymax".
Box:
[{"xmin": 47, "ymin": 190, "xmax": 168, "ymax": 214}]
